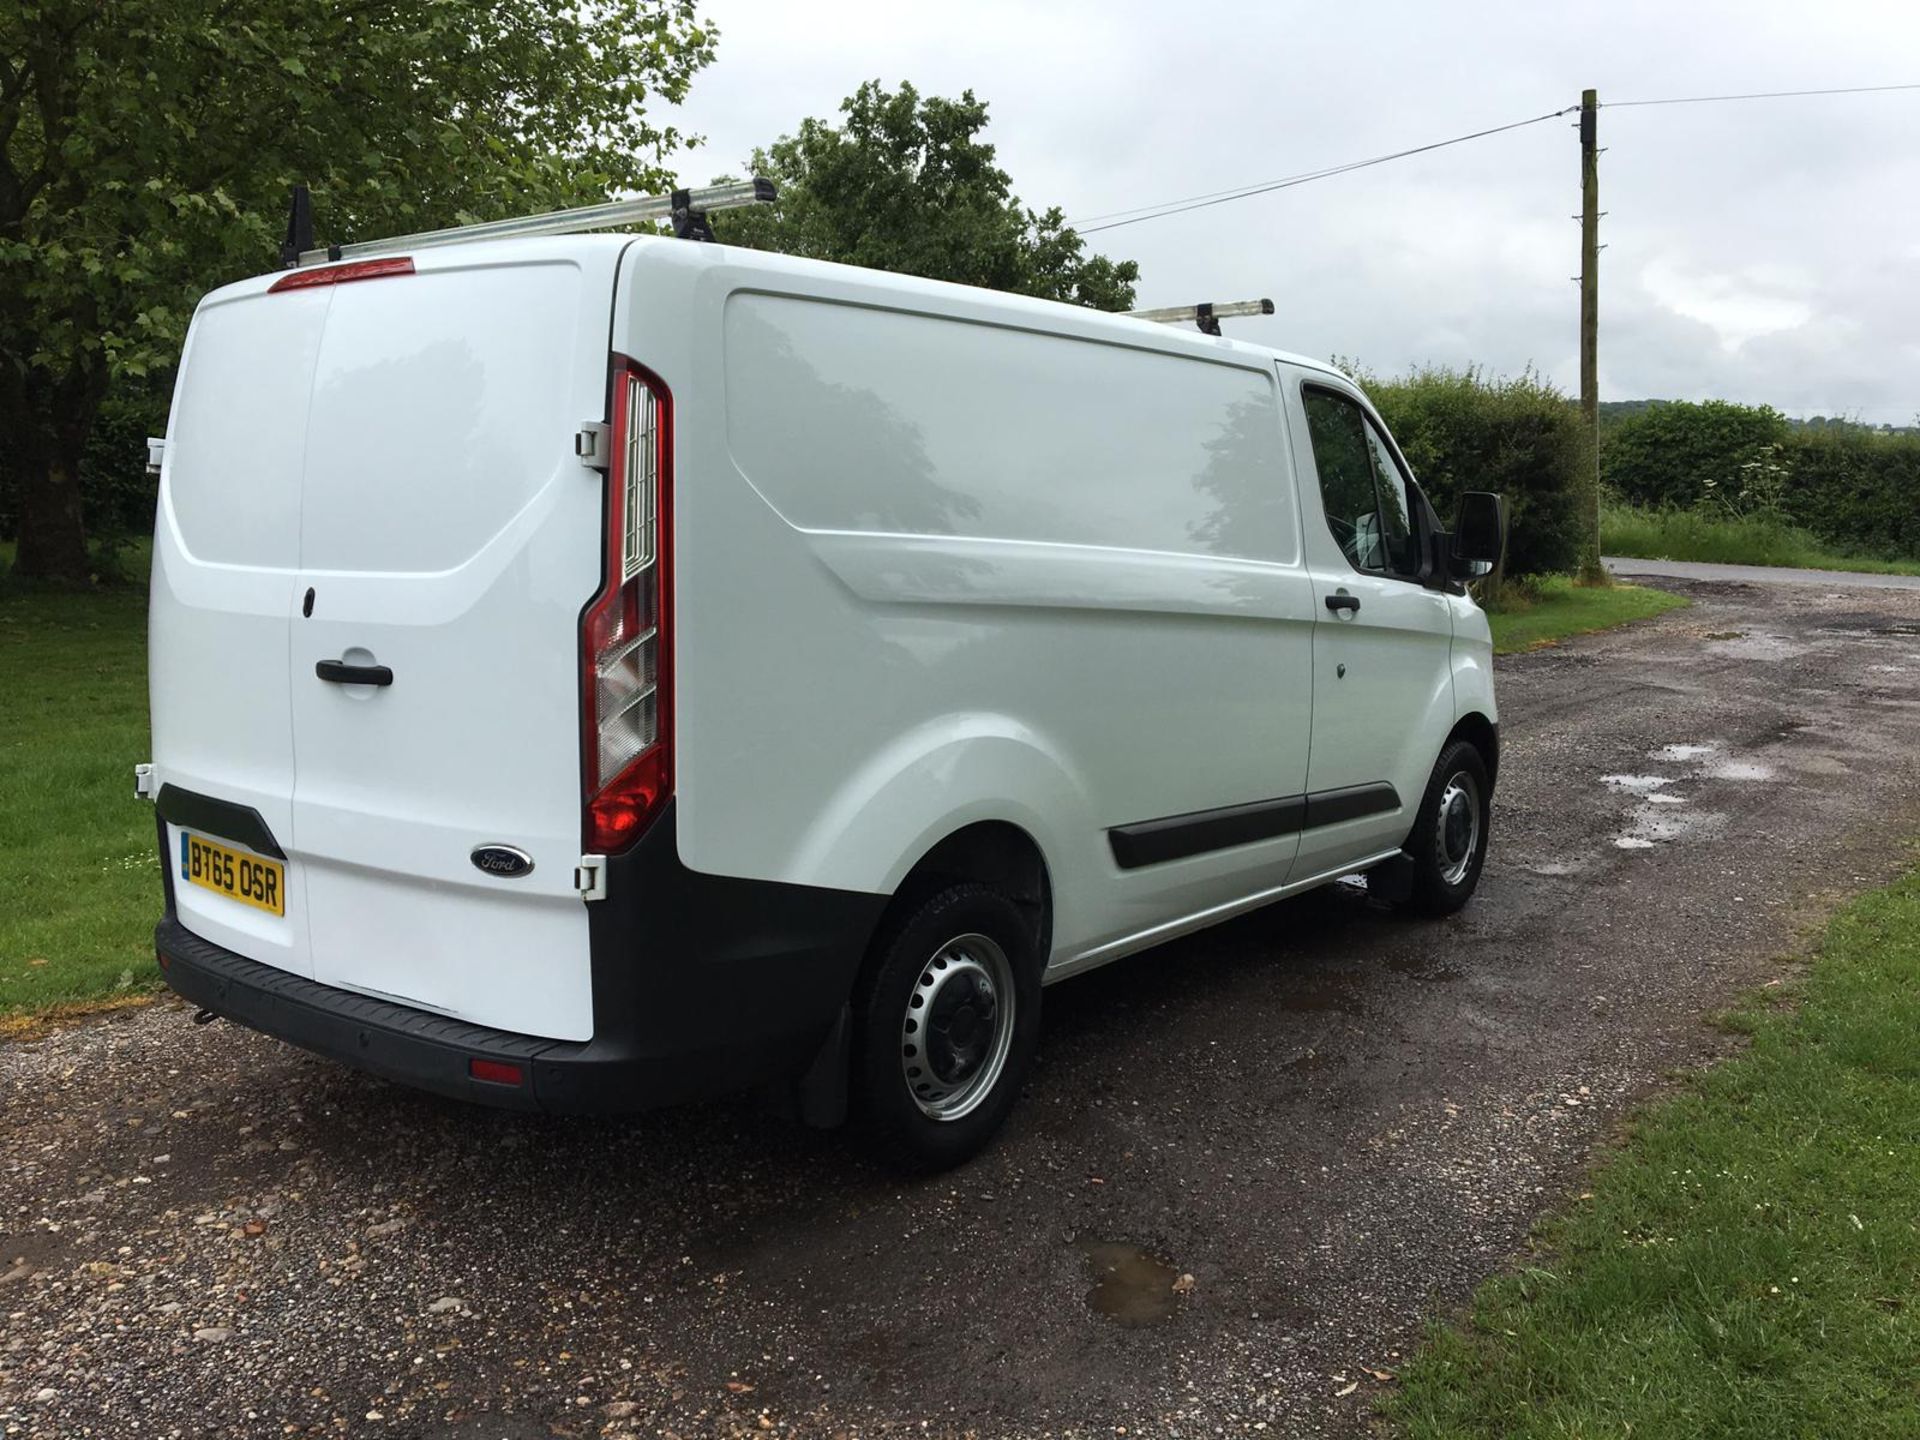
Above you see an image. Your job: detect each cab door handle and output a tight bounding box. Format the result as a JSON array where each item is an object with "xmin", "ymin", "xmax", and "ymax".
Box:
[
  {"xmin": 316, "ymin": 660, "xmax": 393, "ymax": 687},
  {"xmin": 1324, "ymin": 593, "xmax": 1361, "ymax": 614}
]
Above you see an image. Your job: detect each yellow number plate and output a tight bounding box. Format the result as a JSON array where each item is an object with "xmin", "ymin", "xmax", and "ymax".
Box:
[{"xmin": 180, "ymin": 832, "xmax": 285, "ymax": 917}]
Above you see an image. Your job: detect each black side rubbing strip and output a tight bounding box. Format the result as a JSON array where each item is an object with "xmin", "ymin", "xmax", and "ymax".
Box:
[
  {"xmin": 155, "ymin": 784, "xmax": 287, "ymax": 861},
  {"xmin": 1108, "ymin": 783, "xmax": 1403, "ymax": 870},
  {"xmin": 1109, "ymin": 795, "xmax": 1307, "ymax": 870},
  {"xmin": 1302, "ymin": 782, "xmax": 1400, "ymax": 830}
]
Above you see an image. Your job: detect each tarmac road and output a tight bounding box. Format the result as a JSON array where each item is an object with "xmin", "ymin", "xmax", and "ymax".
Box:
[{"xmin": 7, "ymin": 573, "xmax": 1920, "ymax": 1439}]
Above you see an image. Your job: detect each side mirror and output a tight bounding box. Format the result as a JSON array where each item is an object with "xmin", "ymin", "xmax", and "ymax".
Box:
[{"xmin": 1452, "ymin": 491, "xmax": 1508, "ymax": 570}]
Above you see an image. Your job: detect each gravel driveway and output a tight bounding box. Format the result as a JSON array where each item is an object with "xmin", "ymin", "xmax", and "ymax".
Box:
[{"xmin": 7, "ymin": 575, "xmax": 1920, "ymax": 1439}]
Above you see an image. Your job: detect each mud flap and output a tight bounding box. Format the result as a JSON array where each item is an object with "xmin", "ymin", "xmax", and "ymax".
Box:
[
  {"xmin": 1365, "ymin": 852, "xmax": 1415, "ymax": 905},
  {"xmin": 764, "ymin": 1003, "xmax": 851, "ymax": 1130}
]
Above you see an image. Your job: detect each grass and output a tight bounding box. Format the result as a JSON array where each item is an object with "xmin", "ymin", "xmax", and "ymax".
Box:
[
  {"xmin": 1387, "ymin": 861, "xmax": 1920, "ymax": 1439},
  {"xmin": 1484, "ymin": 575, "xmax": 1689, "ymax": 655},
  {"xmin": 1604, "ymin": 502, "xmax": 1920, "ymax": 577},
  {"xmin": 0, "ymin": 545, "xmax": 162, "ymax": 1020}
]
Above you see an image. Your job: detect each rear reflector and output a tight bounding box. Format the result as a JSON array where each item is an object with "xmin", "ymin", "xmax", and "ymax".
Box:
[
  {"xmin": 468, "ymin": 1058, "xmax": 525, "ymax": 1086},
  {"xmin": 269, "ymin": 257, "xmax": 415, "ymax": 293}
]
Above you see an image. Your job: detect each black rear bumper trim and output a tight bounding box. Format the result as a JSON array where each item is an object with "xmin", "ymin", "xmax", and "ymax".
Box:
[{"xmin": 156, "ymin": 784, "xmax": 286, "ymax": 860}]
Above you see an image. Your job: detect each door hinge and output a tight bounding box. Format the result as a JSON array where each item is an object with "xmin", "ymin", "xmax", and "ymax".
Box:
[
  {"xmin": 575, "ymin": 422, "xmax": 611, "ymax": 472},
  {"xmin": 134, "ymin": 762, "xmax": 156, "ymax": 801},
  {"xmin": 575, "ymin": 855, "xmax": 608, "ymax": 902},
  {"xmin": 145, "ymin": 438, "xmax": 167, "ymax": 478}
]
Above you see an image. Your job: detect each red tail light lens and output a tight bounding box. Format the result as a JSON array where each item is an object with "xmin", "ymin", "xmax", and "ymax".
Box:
[
  {"xmin": 468, "ymin": 1058, "xmax": 524, "ymax": 1086},
  {"xmin": 582, "ymin": 360, "xmax": 672, "ymax": 853},
  {"xmin": 268, "ymin": 257, "xmax": 415, "ymax": 293}
]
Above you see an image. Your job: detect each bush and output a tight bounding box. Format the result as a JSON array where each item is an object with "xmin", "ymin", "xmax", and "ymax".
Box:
[
  {"xmin": 1362, "ymin": 364, "xmax": 1585, "ymax": 577},
  {"xmin": 1601, "ymin": 399, "xmax": 1791, "ymax": 509}
]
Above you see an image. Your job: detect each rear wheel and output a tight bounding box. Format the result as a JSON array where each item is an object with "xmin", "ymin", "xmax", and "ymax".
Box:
[
  {"xmin": 1401, "ymin": 740, "xmax": 1492, "ymax": 916},
  {"xmin": 851, "ymin": 883, "xmax": 1041, "ymax": 1171}
]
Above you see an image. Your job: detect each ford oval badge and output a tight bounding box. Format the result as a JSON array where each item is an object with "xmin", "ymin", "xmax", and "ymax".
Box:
[{"xmin": 470, "ymin": 845, "xmax": 535, "ymax": 879}]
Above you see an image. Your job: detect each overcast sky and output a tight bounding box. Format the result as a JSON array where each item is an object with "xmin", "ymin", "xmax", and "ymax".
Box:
[{"xmin": 669, "ymin": 0, "xmax": 1920, "ymax": 422}]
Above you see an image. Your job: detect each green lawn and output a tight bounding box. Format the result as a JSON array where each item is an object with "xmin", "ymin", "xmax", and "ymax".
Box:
[
  {"xmin": 1605, "ymin": 502, "xmax": 1920, "ymax": 577},
  {"xmin": 1388, "ymin": 861, "xmax": 1920, "ymax": 1438},
  {"xmin": 0, "ymin": 569, "xmax": 161, "ymax": 1023},
  {"xmin": 1485, "ymin": 576, "xmax": 1689, "ymax": 655}
]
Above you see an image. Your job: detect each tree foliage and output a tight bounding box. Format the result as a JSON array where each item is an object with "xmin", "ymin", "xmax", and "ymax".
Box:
[
  {"xmin": 712, "ymin": 81, "xmax": 1138, "ymax": 313},
  {"xmin": 1, "ymin": 1, "xmax": 717, "ymax": 580}
]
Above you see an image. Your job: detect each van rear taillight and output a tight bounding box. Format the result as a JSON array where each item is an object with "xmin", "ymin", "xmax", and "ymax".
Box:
[
  {"xmin": 268, "ymin": 257, "xmax": 415, "ymax": 293},
  {"xmin": 582, "ymin": 360, "xmax": 672, "ymax": 853}
]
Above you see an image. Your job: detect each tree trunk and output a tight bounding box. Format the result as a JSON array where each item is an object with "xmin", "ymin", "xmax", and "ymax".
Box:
[
  {"xmin": 5, "ymin": 362, "xmax": 103, "ymax": 584},
  {"xmin": 16, "ymin": 450, "xmax": 91, "ymax": 581}
]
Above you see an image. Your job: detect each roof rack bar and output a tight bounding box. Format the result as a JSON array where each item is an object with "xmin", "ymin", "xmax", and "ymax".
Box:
[
  {"xmin": 1126, "ymin": 297, "xmax": 1274, "ymax": 336},
  {"xmin": 295, "ymin": 177, "xmax": 777, "ymax": 267}
]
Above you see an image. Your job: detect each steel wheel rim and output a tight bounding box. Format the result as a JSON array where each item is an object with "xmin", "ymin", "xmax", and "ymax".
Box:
[
  {"xmin": 1437, "ymin": 770, "xmax": 1482, "ymax": 887},
  {"xmin": 900, "ymin": 932, "xmax": 1016, "ymax": 1122}
]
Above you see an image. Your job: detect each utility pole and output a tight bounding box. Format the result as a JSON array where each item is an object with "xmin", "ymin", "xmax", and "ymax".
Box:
[{"xmin": 1578, "ymin": 87, "xmax": 1606, "ymax": 583}]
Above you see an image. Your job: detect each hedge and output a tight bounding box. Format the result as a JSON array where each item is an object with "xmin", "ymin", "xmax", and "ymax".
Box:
[
  {"xmin": 1362, "ymin": 364, "xmax": 1585, "ymax": 576},
  {"xmin": 1601, "ymin": 399, "xmax": 1920, "ymax": 561}
]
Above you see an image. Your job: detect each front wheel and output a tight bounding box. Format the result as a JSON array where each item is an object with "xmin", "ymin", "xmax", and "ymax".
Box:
[
  {"xmin": 850, "ymin": 883, "xmax": 1042, "ymax": 1171},
  {"xmin": 1401, "ymin": 740, "xmax": 1492, "ymax": 916}
]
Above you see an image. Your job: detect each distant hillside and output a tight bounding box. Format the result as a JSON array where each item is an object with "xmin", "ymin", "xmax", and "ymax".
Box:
[{"xmin": 1599, "ymin": 399, "xmax": 1916, "ymax": 436}]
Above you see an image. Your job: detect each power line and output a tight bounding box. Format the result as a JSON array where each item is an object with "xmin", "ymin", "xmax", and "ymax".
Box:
[
  {"xmin": 1070, "ymin": 106, "xmax": 1577, "ymax": 234},
  {"xmin": 1070, "ymin": 81, "xmax": 1920, "ymax": 235},
  {"xmin": 1605, "ymin": 81, "xmax": 1920, "ymax": 108}
]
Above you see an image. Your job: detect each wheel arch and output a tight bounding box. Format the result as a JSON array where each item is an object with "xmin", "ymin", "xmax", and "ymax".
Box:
[
  {"xmin": 1445, "ymin": 710, "xmax": 1500, "ymax": 787},
  {"xmin": 874, "ymin": 819, "xmax": 1053, "ymax": 965}
]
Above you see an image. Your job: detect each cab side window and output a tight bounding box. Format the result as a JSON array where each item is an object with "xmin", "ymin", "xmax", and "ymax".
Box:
[{"xmin": 1303, "ymin": 386, "xmax": 1421, "ymax": 579}]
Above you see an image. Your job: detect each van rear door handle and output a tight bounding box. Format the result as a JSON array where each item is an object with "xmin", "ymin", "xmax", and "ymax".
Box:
[
  {"xmin": 1324, "ymin": 593, "xmax": 1361, "ymax": 614},
  {"xmin": 316, "ymin": 659, "xmax": 393, "ymax": 687}
]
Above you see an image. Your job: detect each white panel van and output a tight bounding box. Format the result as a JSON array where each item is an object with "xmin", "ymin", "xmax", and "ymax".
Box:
[{"xmin": 146, "ymin": 226, "xmax": 1505, "ymax": 1168}]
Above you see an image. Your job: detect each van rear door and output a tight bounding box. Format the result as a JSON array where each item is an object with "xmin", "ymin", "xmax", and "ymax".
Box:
[
  {"xmin": 150, "ymin": 285, "xmax": 327, "ymax": 978},
  {"xmin": 287, "ymin": 248, "xmax": 616, "ymax": 1041}
]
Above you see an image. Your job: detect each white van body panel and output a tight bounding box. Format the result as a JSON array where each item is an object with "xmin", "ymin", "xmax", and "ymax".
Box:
[
  {"xmin": 153, "ymin": 243, "xmax": 626, "ymax": 1040},
  {"xmin": 611, "ymin": 240, "xmax": 1333, "ymax": 968},
  {"xmin": 152, "ymin": 229, "xmax": 1498, "ymax": 1094}
]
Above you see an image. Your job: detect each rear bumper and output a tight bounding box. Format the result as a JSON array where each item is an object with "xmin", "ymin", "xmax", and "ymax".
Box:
[{"xmin": 154, "ymin": 803, "xmax": 888, "ymax": 1114}]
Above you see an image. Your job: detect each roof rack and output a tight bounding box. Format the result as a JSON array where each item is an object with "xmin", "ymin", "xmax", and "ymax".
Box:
[
  {"xmin": 1125, "ymin": 297, "xmax": 1274, "ymax": 336},
  {"xmin": 284, "ymin": 177, "xmax": 778, "ymax": 268}
]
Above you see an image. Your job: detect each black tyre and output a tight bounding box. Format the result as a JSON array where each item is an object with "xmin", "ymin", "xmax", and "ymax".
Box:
[
  {"xmin": 850, "ymin": 883, "xmax": 1042, "ymax": 1171},
  {"xmin": 1401, "ymin": 739, "xmax": 1492, "ymax": 916}
]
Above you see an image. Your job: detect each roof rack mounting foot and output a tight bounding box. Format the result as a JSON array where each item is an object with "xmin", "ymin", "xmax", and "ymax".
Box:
[{"xmin": 670, "ymin": 188, "xmax": 716, "ymax": 243}]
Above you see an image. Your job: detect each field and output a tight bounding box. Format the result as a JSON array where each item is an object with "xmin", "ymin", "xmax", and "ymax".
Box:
[{"xmin": 1389, "ymin": 860, "xmax": 1920, "ymax": 1438}]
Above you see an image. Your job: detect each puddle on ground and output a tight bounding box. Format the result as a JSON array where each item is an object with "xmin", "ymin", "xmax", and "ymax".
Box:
[
  {"xmin": 1386, "ymin": 952, "xmax": 1461, "ymax": 981},
  {"xmin": 1525, "ymin": 858, "xmax": 1588, "ymax": 876},
  {"xmin": 1601, "ymin": 773, "xmax": 1675, "ymax": 793},
  {"xmin": 1079, "ymin": 1241, "xmax": 1183, "ymax": 1328},
  {"xmin": 1654, "ymin": 742, "xmax": 1721, "ymax": 763},
  {"xmin": 1614, "ymin": 803, "xmax": 1725, "ymax": 850},
  {"xmin": 1645, "ymin": 792, "xmax": 1686, "ymax": 805},
  {"xmin": 1701, "ymin": 758, "xmax": 1774, "ymax": 781},
  {"xmin": 1707, "ymin": 632, "xmax": 1808, "ymax": 662}
]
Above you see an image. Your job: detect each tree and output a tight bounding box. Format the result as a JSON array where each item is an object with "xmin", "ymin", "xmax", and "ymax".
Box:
[
  {"xmin": 1, "ymin": 2, "xmax": 716, "ymax": 581},
  {"xmin": 713, "ymin": 82, "xmax": 1137, "ymax": 313}
]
